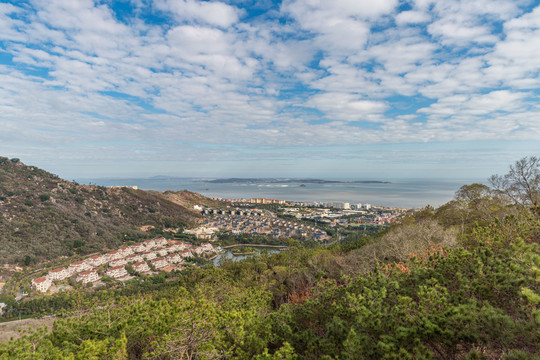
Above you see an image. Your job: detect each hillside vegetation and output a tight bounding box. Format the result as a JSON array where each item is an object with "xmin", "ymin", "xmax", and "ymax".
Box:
[
  {"xmin": 0, "ymin": 157, "xmax": 538, "ymax": 359},
  {"xmin": 0, "ymin": 157, "xmax": 217, "ymax": 264}
]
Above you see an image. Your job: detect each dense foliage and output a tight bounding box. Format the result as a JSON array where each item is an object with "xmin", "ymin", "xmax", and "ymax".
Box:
[{"xmin": 1, "ymin": 211, "xmax": 538, "ymax": 359}]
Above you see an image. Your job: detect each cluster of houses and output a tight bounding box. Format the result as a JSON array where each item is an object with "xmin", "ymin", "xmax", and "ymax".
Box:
[
  {"xmin": 200, "ymin": 214, "xmax": 329, "ymax": 241},
  {"xmin": 31, "ymin": 238, "xmax": 219, "ymax": 293},
  {"xmin": 283, "ymin": 206, "xmax": 406, "ymax": 227}
]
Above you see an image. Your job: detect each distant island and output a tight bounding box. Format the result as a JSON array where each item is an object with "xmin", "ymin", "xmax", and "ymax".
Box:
[{"xmin": 198, "ymin": 178, "xmax": 391, "ymax": 184}]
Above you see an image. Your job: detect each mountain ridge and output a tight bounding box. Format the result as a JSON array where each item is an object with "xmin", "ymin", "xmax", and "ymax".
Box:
[{"xmin": 0, "ymin": 157, "xmax": 220, "ymax": 265}]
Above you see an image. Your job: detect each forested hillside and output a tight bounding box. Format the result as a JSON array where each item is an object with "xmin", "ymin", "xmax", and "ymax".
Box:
[
  {"xmin": 0, "ymin": 157, "xmax": 538, "ymax": 359},
  {"xmin": 0, "ymin": 157, "xmax": 218, "ymax": 264}
]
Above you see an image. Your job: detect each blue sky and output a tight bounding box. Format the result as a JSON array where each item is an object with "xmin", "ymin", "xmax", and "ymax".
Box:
[{"xmin": 0, "ymin": 0, "xmax": 539, "ymax": 181}]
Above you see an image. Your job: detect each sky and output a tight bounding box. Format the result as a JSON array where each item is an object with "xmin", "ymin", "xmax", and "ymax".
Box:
[{"xmin": 0, "ymin": 0, "xmax": 539, "ymax": 181}]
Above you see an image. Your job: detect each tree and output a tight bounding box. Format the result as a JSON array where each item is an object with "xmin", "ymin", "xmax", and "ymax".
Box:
[
  {"xmin": 489, "ymin": 156, "xmax": 540, "ymax": 212},
  {"xmin": 455, "ymin": 183, "xmax": 492, "ymax": 203}
]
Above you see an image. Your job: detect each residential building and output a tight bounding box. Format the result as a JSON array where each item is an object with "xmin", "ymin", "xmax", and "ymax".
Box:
[
  {"xmin": 154, "ymin": 237, "xmax": 168, "ymax": 247},
  {"xmin": 131, "ymin": 243, "xmax": 146, "ymax": 253},
  {"xmin": 105, "ymin": 266, "xmax": 128, "ymax": 279},
  {"xmin": 118, "ymin": 246, "xmax": 133, "ymax": 257},
  {"xmin": 106, "ymin": 251, "xmax": 122, "ymax": 261},
  {"xmin": 85, "ymin": 255, "xmax": 106, "ymax": 267},
  {"xmin": 68, "ymin": 261, "xmax": 91, "ymax": 274},
  {"xmin": 143, "ymin": 239, "xmax": 156, "ymax": 249},
  {"xmin": 132, "ymin": 261, "xmax": 150, "ymax": 273},
  {"xmin": 157, "ymin": 248, "xmax": 169, "ymax": 257},
  {"xmin": 47, "ymin": 267, "xmax": 70, "ymax": 281},
  {"xmin": 165, "ymin": 253, "xmax": 183, "ymax": 264},
  {"xmin": 180, "ymin": 249, "xmax": 192, "ymax": 258},
  {"xmin": 151, "ymin": 257, "xmax": 169, "ymax": 269},
  {"xmin": 109, "ymin": 258, "xmax": 127, "ymax": 267},
  {"xmin": 125, "ymin": 254, "xmax": 143, "ymax": 263},
  {"xmin": 76, "ymin": 270, "xmax": 100, "ymax": 284},
  {"xmin": 142, "ymin": 251, "xmax": 157, "ymax": 260},
  {"xmin": 31, "ymin": 276, "xmax": 52, "ymax": 293},
  {"xmin": 250, "ymin": 198, "xmax": 286, "ymax": 204}
]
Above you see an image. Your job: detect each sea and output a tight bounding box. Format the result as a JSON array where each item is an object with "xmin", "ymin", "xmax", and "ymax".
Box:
[{"xmin": 76, "ymin": 177, "xmax": 478, "ymax": 209}]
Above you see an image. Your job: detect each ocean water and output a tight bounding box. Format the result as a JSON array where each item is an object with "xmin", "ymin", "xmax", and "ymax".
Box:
[{"xmin": 76, "ymin": 177, "xmax": 471, "ymax": 209}]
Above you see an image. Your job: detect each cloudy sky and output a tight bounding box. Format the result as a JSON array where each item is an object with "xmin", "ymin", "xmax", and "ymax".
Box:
[{"xmin": 0, "ymin": 0, "xmax": 539, "ymax": 181}]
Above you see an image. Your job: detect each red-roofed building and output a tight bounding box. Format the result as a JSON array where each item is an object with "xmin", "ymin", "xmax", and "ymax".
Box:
[
  {"xmin": 180, "ymin": 249, "xmax": 192, "ymax": 258},
  {"xmin": 132, "ymin": 261, "xmax": 150, "ymax": 273},
  {"xmin": 142, "ymin": 251, "xmax": 157, "ymax": 260},
  {"xmin": 165, "ymin": 253, "xmax": 183, "ymax": 264},
  {"xmin": 105, "ymin": 265, "xmax": 128, "ymax": 279},
  {"xmin": 131, "ymin": 243, "xmax": 146, "ymax": 253},
  {"xmin": 76, "ymin": 270, "xmax": 100, "ymax": 284},
  {"xmin": 154, "ymin": 237, "xmax": 168, "ymax": 247},
  {"xmin": 68, "ymin": 261, "xmax": 91, "ymax": 274},
  {"xmin": 31, "ymin": 276, "xmax": 52, "ymax": 293},
  {"xmin": 106, "ymin": 251, "xmax": 122, "ymax": 261},
  {"xmin": 85, "ymin": 255, "xmax": 106, "ymax": 267},
  {"xmin": 47, "ymin": 267, "xmax": 70, "ymax": 281},
  {"xmin": 157, "ymin": 248, "xmax": 169, "ymax": 256},
  {"xmin": 109, "ymin": 258, "xmax": 127, "ymax": 267},
  {"xmin": 118, "ymin": 246, "xmax": 133, "ymax": 257},
  {"xmin": 125, "ymin": 254, "xmax": 144, "ymax": 263},
  {"xmin": 151, "ymin": 257, "xmax": 169, "ymax": 269}
]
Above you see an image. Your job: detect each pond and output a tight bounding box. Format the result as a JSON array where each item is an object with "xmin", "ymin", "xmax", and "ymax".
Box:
[{"xmin": 212, "ymin": 247, "xmax": 283, "ymax": 266}]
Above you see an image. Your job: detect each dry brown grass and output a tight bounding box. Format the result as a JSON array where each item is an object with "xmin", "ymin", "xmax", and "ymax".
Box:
[{"xmin": 0, "ymin": 317, "xmax": 55, "ymax": 343}]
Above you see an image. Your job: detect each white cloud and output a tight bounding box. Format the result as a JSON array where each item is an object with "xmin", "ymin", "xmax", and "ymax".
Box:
[
  {"xmin": 395, "ymin": 10, "xmax": 430, "ymax": 25},
  {"xmin": 306, "ymin": 92, "xmax": 387, "ymax": 122},
  {"xmin": 0, "ymin": 0, "xmax": 539, "ymax": 179},
  {"xmin": 154, "ymin": 0, "xmax": 242, "ymax": 27}
]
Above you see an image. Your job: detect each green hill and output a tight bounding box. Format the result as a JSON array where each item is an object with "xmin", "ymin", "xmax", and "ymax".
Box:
[{"xmin": 0, "ymin": 157, "xmax": 218, "ymax": 265}]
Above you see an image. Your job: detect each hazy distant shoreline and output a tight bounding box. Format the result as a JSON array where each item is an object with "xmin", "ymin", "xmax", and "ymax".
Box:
[
  {"xmin": 75, "ymin": 177, "xmax": 466, "ymax": 208},
  {"xmin": 197, "ymin": 178, "xmax": 391, "ymax": 184}
]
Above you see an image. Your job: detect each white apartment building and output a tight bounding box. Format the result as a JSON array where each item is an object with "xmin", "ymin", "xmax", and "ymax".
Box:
[
  {"xmin": 131, "ymin": 243, "xmax": 146, "ymax": 253},
  {"xmin": 132, "ymin": 261, "xmax": 150, "ymax": 273},
  {"xmin": 142, "ymin": 251, "xmax": 157, "ymax": 260},
  {"xmin": 157, "ymin": 248, "xmax": 169, "ymax": 257},
  {"xmin": 106, "ymin": 251, "xmax": 122, "ymax": 261},
  {"xmin": 125, "ymin": 254, "xmax": 144, "ymax": 263},
  {"xmin": 76, "ymin": 270, "xmax": 100, "ymax": 284},
  {"xmin": 118, "ymin": 246, "xmax": 133, "ymax": 257},
  {"xmin": 68, "ymin": 261, "xmax": 91, "ymax": 274},
  {"xmin": 151, "ymin": 257, "xmax": 169, "ymax": 269},
  {"xmin": 180, "ymin": 249, "xmax": 192, "ymax": 258},
  {"xmin": 165, "ymin": 253, "xmax": 183, "ymax": 264},
  {"xmin": 106, "ymin": 265, "xmax": 128, "ymax": 279},
  {"xmin": 154, "ymin": 237, "xmax": 168, "ymax": 247},
  {"xmin": 109, "ymin": 258, "xmax": 127, "ymax": 267},
  {"xmin": 85, "ymin": 255, "xmax": 106, "ymax": 267},
  {"xmin": 47, "ymin": 267, "xmax": 70, "ymax": 281},
  {"xmin": 143, "ymin": 239, "xmax": 156, "ymax": 249},
  {"xmin": 31, "ymin": 276, "xmax": 52, "ymax": 293}
]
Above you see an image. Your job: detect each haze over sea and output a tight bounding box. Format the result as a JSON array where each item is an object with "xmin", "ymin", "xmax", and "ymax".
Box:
[{"xmin": 76, "ymin": 177, "xmax": 477, "ymax": 209}]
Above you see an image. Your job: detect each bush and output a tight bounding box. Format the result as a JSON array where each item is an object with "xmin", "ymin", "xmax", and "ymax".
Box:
[{"xmin": 39, "ymin": 194, "xmax": 50, "ymax": 202}]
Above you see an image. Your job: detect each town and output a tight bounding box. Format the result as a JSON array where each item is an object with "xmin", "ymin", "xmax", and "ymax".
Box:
[
  {"xmin": 205, "ymin": 198, "xmax": 408, "ymax": 227},
  {"xmin": 191, "ymin": 207, "xmax": 330, "ymax": 241},
  {"xmin": 27, "ymin": 199, "xmax": 408, "ymax": 296},
  {"xmin": 30, "ymin": 238, "xmax": 219, "ymax": 294}
]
